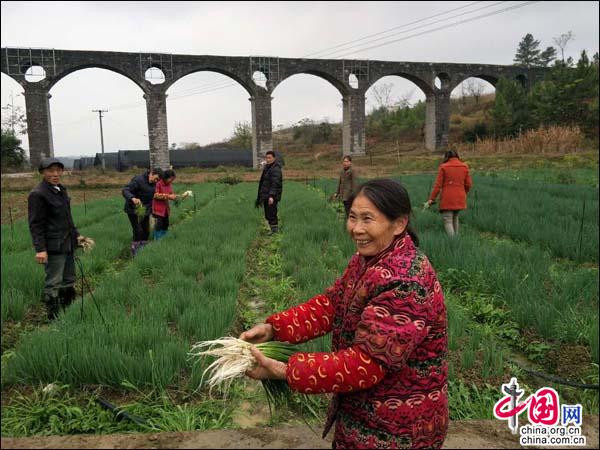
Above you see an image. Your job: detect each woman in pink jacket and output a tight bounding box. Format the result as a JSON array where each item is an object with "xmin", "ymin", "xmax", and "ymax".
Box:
[{"xmin": 425, "ymin": 150, "xmax": 472, "ymax": 237}]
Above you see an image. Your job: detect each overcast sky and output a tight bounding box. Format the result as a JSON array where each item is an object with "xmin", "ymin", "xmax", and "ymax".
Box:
[{"xmin": 1, "ymin": 1, "xmax": 598, "ymax": 157}]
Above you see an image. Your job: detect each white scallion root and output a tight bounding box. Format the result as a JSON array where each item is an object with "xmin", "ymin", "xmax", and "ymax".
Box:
[{"xmin": 188, "ymin": 337, "xmax": 257, "ymax": 398}]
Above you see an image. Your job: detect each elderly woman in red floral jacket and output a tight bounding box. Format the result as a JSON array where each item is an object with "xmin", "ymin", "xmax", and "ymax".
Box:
[{"xmin": 241, "ymin": 179, "xmax": 448, "ymax": 449}]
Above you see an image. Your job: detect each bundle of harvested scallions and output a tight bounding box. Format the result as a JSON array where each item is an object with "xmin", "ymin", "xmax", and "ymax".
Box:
[
  {"xmin": 189, "ymin": 337, "xmax": 321, "ymax": 427},
  {"xmin": 189, "ymin": 337, "xmax": 295, "ymax": 400}
]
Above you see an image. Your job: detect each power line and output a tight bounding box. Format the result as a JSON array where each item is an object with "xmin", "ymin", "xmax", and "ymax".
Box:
[
  {"xmin": 154, "ymin": 1, "xmax": 512, "ymax": 98},
  {"xmin": 50, "ymin": 2, "xmax": 541, "ymax": 127},
  {"xmin": 137, "ymin": 1, "xmax": 534, "ymax": 101},
  {"xmin": 332, "ymin": 1, "xmax": 540, "ymax": 59},
  {"xmin": 302, "ymin": 1, "xmax": 486, "ymax": 58},
  {"xmin": 318, "ymin": 1, "xmax": 509, "ymax": 59},
  {"xmin": 153, "ymin": 1, "xmax": 536, "ymax": 99},
  {"xmin": 99, "ymin": 2, "xmax": 514, "ymax": 114}
]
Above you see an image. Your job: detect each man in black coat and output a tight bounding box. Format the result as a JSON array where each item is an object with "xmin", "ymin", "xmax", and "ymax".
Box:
[
  {"xmin": 28, "ymin": 158, "xmax": 86, "ymax": 319},
  {"xmin": 122, "ymin": 168, "xmax": 162, "ymax": 256},
  {"xmin": 256, "ymin": 150, "xmax": 283, "ymax": 234}
]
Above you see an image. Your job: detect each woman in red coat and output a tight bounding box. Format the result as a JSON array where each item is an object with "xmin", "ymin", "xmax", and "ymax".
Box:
[
  {"xmin": 425, "ymin": 150, "xmax": 472, "ymax": 237},
  {"xmin": 241, "ymin": 179, "xmax": 448, "ymax": 449},
  {"xmin": 152, "ymin": 169, "xmax": 178, "ymax": 240}
]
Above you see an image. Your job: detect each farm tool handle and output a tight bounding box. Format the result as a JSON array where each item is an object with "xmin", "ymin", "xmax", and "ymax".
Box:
[
  {"xmin": 95, "ymin": 397, "xmax": 151, "ymax": 427},
  {"xmin": 75, "ymin": 255, "xmax": 109, "ymax": 331}
]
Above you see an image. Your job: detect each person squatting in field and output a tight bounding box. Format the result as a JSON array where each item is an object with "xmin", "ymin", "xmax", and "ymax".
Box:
[
  {"xmin": 152, "ymin": 169, "xmax": 178, "ymax": 240},
  {"xmin": 333, "ymin": 155, "xmax": 358, "ymax": 218},
  {"xmin": 122, "ymin": 167, "xmax": 162, "ymax": 256},
  {"xmin": 241, "ymin": 179, "xmax": 448, "ymax": 449},
  {"xmin": 425, "ymin": 149, "xmax": 472, "ymax": 237},
  {"xmin": 28, "ymin": 158, "xmax": 91, "ymax": 320},
  {"xmin": 256, "ymin": 150, "xmax": 283, "ymax": 235}
]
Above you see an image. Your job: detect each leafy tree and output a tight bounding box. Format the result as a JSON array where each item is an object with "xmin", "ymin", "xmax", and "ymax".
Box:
[
  {"xmin": 1, "ymin": 130, "xmax": 26, "ymax": 170},
  {"xmin": 230, "ymin": 121, "xmax": 252, "ymax": 149},
  {"xmin": 319, "ymin": 121, "xmax": 332, "ymax": 143},
  {"xmin": 181, "ymin": 142, "xmax": 201, "ymax": 150},
  {"xmin": 1, "ymin": 102, "xmax": 28, "ymax": 170}
]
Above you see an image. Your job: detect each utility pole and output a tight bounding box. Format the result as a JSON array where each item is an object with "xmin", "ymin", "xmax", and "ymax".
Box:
[{"xmin": 92, "ymin": 109, "xmax": 108, "ymax": 170}]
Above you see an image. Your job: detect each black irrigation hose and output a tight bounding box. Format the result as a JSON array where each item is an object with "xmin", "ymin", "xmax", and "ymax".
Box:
[
  {"xmin": 95, "ymin": 397, "xmax": 151, "ymax": 427},
  {"xmin": 507, "ymin": 358, "xmax": 599, "ymax": 390}
]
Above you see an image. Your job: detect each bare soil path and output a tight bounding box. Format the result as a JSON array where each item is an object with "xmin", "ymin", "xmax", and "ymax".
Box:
[{"xmin": 2, "ymin": 417, "xmax": 598, "ymax": 449}]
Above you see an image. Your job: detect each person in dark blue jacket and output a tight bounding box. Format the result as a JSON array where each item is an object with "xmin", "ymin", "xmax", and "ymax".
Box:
[
  {"xmin": 122, "ymin": 168, "xmax": 162, "ymax": 256},
  {"xmin": 256, "ymin": 151, "xmax": 283, "ymax": 235}
]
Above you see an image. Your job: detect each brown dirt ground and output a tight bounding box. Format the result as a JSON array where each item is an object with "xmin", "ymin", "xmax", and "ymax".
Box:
[{"xmin": 1, "ymin": 417, "xmax": 598, "ymax": 449}]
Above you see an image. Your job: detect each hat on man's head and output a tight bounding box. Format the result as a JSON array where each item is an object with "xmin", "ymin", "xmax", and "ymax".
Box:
[{"xmin": 38, "ymin": 157, "xmax": 65, "ymax": 173}]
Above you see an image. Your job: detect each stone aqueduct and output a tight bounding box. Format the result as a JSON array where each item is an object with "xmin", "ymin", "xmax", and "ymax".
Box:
[{"xmin": 1, "ymin": 48, "xmax": 545, "ymax": 169}]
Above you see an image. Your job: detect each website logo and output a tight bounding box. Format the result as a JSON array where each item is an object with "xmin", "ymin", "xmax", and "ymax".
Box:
[{"xmin": 493, "ymin": 377, "xmax": 586, "ymax": 447}]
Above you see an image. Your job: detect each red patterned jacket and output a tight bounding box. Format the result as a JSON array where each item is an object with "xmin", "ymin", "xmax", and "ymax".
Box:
[{"xmin": 266, "ymin": 233, "xmax": 448, "ymax": 449}]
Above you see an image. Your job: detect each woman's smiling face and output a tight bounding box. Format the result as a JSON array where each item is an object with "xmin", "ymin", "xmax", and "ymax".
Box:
[{"xmin": 346, "ymin": 193, "xmax": 408, "ymax": 257}]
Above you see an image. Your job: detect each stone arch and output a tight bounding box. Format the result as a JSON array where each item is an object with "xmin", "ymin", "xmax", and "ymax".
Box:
[
  {"xmin": 274, "ymin": 69, "xmax": 349, "ymax": 97},
  {"xmin": 48, "ymin": 67, "xmax": 149, "ymax": 160},
  {"xmin": 270, "ymin": 72, "xmax": 345, "ymax": 151},
  {"xmin": 434, "ymin": 72, "xmax": 451, "ymax": 91},
  {"xmin": 515, "ymin": 74, "xmax": 529, "ymax": 88},
  {"xmin": 367, "ymin": 72, "xmax": 434, "ymax": 97},
  {"xmin": 450, "ymin": 75, "xmax": 497, "ymax": 95},
  {"xmin": 47, "ymin": 64, "xmax": 145, "ymax": 92},
  {"xmin": 165, "ymin": 67, "xmax": 254, "ymax": 96},
  {"xmin": 364, "ymin": 75, "xmax": 430, "ymax": 148},
  {"xmin": 163, "ymin": 70, "xmax": 252, "ymax": 151}
]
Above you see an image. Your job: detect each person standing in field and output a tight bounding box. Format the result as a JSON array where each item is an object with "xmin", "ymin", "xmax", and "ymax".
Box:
[
  {"xmin": 122, "ymin": 167, "xmax": 162, "ymax": 256},
  {"xmin": 424, "ymin": 149, "xmax": 472, "ymax": 237},
  {"xmin": 255, "ymin": 150, "xmax": 283, "ymax": 235},
  {"xmin": 333, "ymin": 155, "xmax": 358, "ymax": 218},
  {"xmin": 242, "ymin": 179, "xmax": 448, "ymax": 449},
  {"xmin": 28, "ymin": 158, "xmax": 90, "ymax": 320},
  {"xmin": 152, "ymin": 169, "xmax": 178, "ymax": 240}
]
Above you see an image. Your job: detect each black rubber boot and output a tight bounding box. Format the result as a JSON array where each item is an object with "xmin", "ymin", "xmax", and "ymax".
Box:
[
  {"xmin": 43, "ymin": 293, "xmax": 61, "ymax": 320},
  {"xmin": 269, "ymin": 225, "xmax": 279, "ymax": 235},
  {"xmin": 59, "ymin": 286, "xmax": 76, "ymax": 310}
]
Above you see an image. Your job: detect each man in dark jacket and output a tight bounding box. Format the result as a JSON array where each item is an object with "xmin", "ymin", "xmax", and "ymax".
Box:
[
  {"xmin": 28, "ymin": 158, "xmax": 85, "ymax": 319},
  {"xmin": 333, "ymin": 155, "xmax": 358, "ymax": 218},
  {"xmin": 256, "ymin": 151, "xmax": 283, "ymax": 234},
  {"xmin": 122, "ymin": 168, "xmax": 162, "ymax": 256}
]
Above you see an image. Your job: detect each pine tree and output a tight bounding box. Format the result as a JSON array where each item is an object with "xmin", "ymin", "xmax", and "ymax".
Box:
[
  {"xmin": 514, "ymin": 33, "xmax": 541, "ymax": 67},
  {"xmin": 491, "ymin": 78, "xmax": 532, "ymax": 137},
  {"xmin": 538, "ymin": 46, "xmax": 557, "ymax": 67},
  {"xmin": 530, "ymin": 50, "xmax": 599, "ymax": 134}
]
